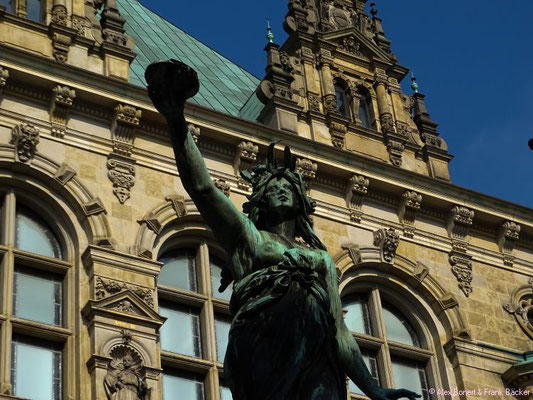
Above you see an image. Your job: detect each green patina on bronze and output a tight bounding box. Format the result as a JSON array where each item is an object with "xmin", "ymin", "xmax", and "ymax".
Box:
[{"xmin": 146, "ymin": 59, "xmax": 420, "ymax": 400}]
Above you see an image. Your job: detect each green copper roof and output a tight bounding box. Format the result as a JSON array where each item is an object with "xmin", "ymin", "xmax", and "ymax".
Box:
[{"xmin": 118, "ymin": 0, "xmax": 261, "ymax": 118}]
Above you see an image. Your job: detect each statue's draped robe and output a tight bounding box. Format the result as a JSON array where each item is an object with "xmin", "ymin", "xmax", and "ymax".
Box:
[{"xmin": 224, "ymin": 220, "xmax": 346, "ymax": 400}]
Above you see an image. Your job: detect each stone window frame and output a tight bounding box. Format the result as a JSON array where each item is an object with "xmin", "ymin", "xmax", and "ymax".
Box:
[
  {"xmin": 0, "ymin": 189, "xmax": 73, "ymax": 398},
  {"xmin": 156, "ymin": 233, "xmax": 231, "ymax": 400},
  {"xmin": 341, "ymin": 282, "xmax": 436, "ymax": 400},
  {"xmin": 5, "ymin": 0, "xmax": 49, "ymax": 22}
]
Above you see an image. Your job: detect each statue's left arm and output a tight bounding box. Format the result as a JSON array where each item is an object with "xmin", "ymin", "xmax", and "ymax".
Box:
[{"xmin": 325, "ymin": 255, "xmax": 420, "ymax": 400}]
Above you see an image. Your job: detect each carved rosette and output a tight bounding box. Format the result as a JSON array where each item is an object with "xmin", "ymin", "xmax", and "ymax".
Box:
[
  {"xmin": 95, "ymin": 276, "xmax": 155, "ymax": 310},
  {"xmin": 0, "ymin": 66, "xmax": 9, "ymax": 97},
  {"xmin": 234, "ymin": 141, "xmax": 258, "ymax": 190},
  {"xmin": 50, "ymin": 85, "xmax": 76, "ymax": 138},
  {"xmin": 345, "ymin": 174, "xmax": 369, "ymax": 223},
  {"xmin": 11, "ymin": 124, "xmax": 39, "ymax": 163},
  {"xmin": 498, "ymin": 221, "xmax": 521, "ymax": 266},
  {"xmin": 374, "ymin": 228, "xmax": 400, "ymax": 264},
  {"xmin": 398, "ymin": 190, "xmax": 422, "ymax": 238},
  {"xmin": 107, "ymin": 154, "xmax": 136, "ymax": 204},
  {"xmin": 504, "ymin": 278, "xmax": 533, "ymax": 340}
]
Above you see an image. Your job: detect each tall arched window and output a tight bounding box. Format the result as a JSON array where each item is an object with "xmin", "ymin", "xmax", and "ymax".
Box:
[
  {"xmin": 343, "ymin": 289, "xmax": 432, "ymax": 399},
  {"xmin": 0, "ymin": 191, "xmax": 71, "ymax": 400},
  {"xmin": 335, "ymin": 83, "xmax": 350, "ymax": 118},
  {"xmin": 358, "ymin": 91, "xmax": 373, "ymax": 129},
  {"xmin": 157, "ymin": 238, "xmax": 233, "ymax": 400}
]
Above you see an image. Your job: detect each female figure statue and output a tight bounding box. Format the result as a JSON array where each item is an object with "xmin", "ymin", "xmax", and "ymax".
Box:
[
  {"xmin": 146, "ymin": 60, "xmax": 420, "ymax": 400},
  {"xmin": 104, "ymin": 353, "xmax": 148, "ymax": 400}
]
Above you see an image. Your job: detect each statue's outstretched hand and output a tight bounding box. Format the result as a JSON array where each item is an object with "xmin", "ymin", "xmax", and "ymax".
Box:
[
  {"xmin": 147, "ymin": 84, "xmax": 185, "ymax": 123},
  {"xmin": 373, "ymin": 388, "xmax": 421, "ymax": 400}
]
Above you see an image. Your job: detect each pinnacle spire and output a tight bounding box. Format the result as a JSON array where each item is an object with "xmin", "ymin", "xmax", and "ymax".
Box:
[{"xmin": 266, "ymin": 19, "xmax": 274, "ymax": 43}]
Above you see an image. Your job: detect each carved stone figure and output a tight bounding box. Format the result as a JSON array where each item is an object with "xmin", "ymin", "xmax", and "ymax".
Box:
[
  {"xmin": 145, "ymin": 59, "xmax": 419, "ymax": 400},
  {"xmin": 105, "ymin": 346, "xmax": 149, "ymax": 400}
]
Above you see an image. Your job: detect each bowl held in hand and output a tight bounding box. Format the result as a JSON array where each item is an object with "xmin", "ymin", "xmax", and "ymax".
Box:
[{"xmin": 145, "ymin": 59, "xmax": 200, "ymax": 102}]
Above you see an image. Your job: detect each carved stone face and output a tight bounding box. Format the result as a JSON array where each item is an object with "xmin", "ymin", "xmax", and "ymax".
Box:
[
  {"xmin": 123, "ymin": 354, "xmax": 134, "ymax": 368},
  {"xmin": 263, "ymin": 176, "xmax": 297, "ymax": 220}
]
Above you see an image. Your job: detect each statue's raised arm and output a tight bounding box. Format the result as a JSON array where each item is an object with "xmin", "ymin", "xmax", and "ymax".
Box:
[{"xmin": 145, "ymin": 60, "xmax": 253, "ymax": 280}]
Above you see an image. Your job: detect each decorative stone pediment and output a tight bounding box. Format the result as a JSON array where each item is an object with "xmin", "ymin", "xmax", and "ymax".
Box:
[
  {"xmin": 83, "ymin": 290, "xmax": 164, "ymax": 326},
  {"xmin": 322, "ymin": 28, "xmax": 392, "ymax": 63}
]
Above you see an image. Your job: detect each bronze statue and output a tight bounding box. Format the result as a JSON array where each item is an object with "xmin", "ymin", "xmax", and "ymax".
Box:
[{"xmin": 146, "ymin": 60, "xmax": 420, "ymax": 400}]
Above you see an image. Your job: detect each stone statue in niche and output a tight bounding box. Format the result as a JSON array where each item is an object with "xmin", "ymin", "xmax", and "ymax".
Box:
[
  {"xmin": 145, "ymin": 60, "xmax": 419, "ymax": 400},
  {"xmin": 104, "ymin": 345, "xmax": 149, "ymax": 400}
]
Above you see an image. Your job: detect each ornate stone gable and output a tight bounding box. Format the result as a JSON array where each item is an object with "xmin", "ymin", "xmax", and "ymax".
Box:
[{"xmin": 83, "ymin": 289, "xmax": 162, "ymax": 322}]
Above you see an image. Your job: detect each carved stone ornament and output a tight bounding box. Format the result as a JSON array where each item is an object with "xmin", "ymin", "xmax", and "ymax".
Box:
[
  {"xmin": 447, "ymin": 206, "xmax": 474, "ymax": 241},
  {"xmin": 279, "ymin": 51, "xmax": 294, "ymax": 73},
  {"xmin": 323, "ymin": 94, "xmax": 338, "ymax": 114},
  {"xmin": 101, "ymin": 0, "xmax": 130, "ymax": 47},
  {"xmin": 83, "ymin": 197, "xmax": 106, "ymax": 216},
  {"xmin": 72, "ymin": 15, "xmax": 89, "ymax": 36},
  {"xmin": 0, "ymin": 65, "xmax": 9, "ymax": 97},
  {"xmin": 52, "ymin": 32, "xmax": 72, "ymax": 63},
  {"xmin": 398, "ymin": 190, "xmax": 422, "ymax": 238},
  {"xmin": 387, "ymin": 141, "xmax": 404, "ymax": 167},
  {"xmin": 54, "ymin": 163, "xmax": 77, "ymax": 185},
  {"xmin": 95, "ymin": 276, "xmax": 155, "ymax": 310},
  {"xmin": 380, "ymin": 114, "xmax": 396, "ymax": 135},
  {"xmin": 339, "ymin": 35, "xmax": 362, "ymax": 56},
  {"xmin": 50, "ymin": 85, "xmax": 76, "ymax": 138},
  {"xmin": 137, "ymin": 213, "xmax": 162, "ymax": 235},
  {"xmin": 105, "ymin": 344, "xmax": 151, "ymax": 400},
  {"xmin": 11, "ymin": 124, "xmax": 39, "ymax": 163},
  {"xmin": 296, "ymin": 157, "xmax": 318, "ymax": 181},
  {"xmin": 329, "ymin": 121, "xmax": 348, "ymax": 149},
  {"xmin": 504, "ymin": 278, "xmax": 533, "ymax": 340},
  {"xmin": 51, "ymin": 4, "xmax": 68, "ymax": 26},
  {"xmin": 449, "ymin": 252, "xmax": 473, "ymax": 297},
  {"xmin": 112, "ymin": 104, "xmax": 141, "ymax": 157},
  {"xmin": 165, "ymin": 194, "xmax": 187, "ymax": 218},
  {"xmin": 373, "ymin": 228, "xmax": 400, "ymax": 264},
  {"xmin": 498, "ymin": 221, "xmax": 521, "ymax": 254},
  {"xmin": 234, "ymin": 141, "xmax": 259, "ymax": 190},
  {"xmin": 107, "ymin": 154, "xmax": 136, "ymax": 204},
  {"xmin": 308, "ymin": 94, "xmax": 321, "ymax": 113},
  {"xmin": 214, "ymin": 179, "xmax": 231, "ymax": 197},
  {"xmin": 345, "ymin": 174, "xmax": 369, "ymax": 223},
  {"xmin": 413, "ymin": 262, "xmax": 429, "ymax": 282},
  {"xmin": 188, "ymin": 123, "xmax": 200, "ymax": 143}
]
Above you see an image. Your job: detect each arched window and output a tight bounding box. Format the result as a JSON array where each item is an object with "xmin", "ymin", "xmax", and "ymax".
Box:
[
  {"xmin": 0, "ymin": 191, "xmax": 71, "ymax": 400},
  {"xmin": 342, "ymin": 289, "xmax": 431, "ymax": 399},
  {"xmin": 157, "ymin": 238, "xmax": 232, "ymax": 399},
  {"xmin": 358, "ymin": 91, "xmax": 373, "ymax": 129},
  {"xmin": 335, "ymin": 83, "xmax": 350, "ymax": 118}
]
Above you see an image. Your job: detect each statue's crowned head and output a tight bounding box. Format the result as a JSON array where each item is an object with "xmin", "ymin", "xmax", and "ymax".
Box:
[{"xmin": 241, "ymin": 142, "xmax": 326, "ymax": 251}]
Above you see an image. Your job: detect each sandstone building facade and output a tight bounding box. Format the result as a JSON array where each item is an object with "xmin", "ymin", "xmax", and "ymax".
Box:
[{"xmin": 0, "ymin": 0, "xmax": 532, "ymax": 399}]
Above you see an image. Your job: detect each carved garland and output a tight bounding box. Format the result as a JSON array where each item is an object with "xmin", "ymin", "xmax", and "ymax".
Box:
[
  {"xmin": 95, "ymin": 276, "xmax": 155, "ymax": 310},
  {"xmin": 504, "ymin": 278, "xmax": 533, "ymax": 340}
]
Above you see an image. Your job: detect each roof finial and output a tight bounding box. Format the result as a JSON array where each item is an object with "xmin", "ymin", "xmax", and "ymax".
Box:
[
  {"xmin": 411, "ymin": 72, "xmax": 420, "ymax": 94},
  {"xmin": 370, "ymin": 2, "xmax": 378, "ymax": 18},
  {"xmin": 266, "ymin": 19, "xmax": 274, "ymax": 43}
]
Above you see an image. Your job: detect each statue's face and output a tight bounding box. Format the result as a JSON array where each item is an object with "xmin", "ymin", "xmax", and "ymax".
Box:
[
  {"xmin": 263, "ymin": 176, "xmax": 297, "ymax": 219},
  {"xmin": 123, "ymin": 355, "xmax": 134, "ymax": 367}
]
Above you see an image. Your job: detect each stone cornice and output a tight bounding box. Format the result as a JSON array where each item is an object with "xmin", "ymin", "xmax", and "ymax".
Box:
[{"xmin": 0, "ymin": 42, "xmax": 532, "ymax": 235}]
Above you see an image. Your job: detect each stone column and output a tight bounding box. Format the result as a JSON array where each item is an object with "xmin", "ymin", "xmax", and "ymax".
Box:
[
  {"xmin": 319, "ymin": 49, "xmax": 337, "ymax": 114},
  {"xmin": 374, "ymin": 75, "xmax": 394, "ymax": 134}
]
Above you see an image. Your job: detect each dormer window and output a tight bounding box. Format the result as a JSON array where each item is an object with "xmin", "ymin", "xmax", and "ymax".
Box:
[{"xmin": 335, "ymin": 84, "xmax": 349, "ymax": 117}]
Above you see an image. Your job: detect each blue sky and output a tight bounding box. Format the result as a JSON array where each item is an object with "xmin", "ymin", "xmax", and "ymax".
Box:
[{"xmin": 140, "ymin": 0, "xmax": 533, "ymax": 208}]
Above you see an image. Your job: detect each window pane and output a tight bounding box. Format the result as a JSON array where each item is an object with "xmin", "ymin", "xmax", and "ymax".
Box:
[
  {"xmin": 16, "ymin": 207, "xmax": 62, "ymax": 259},
  {"xmin": 335, "ymin": 85, "xmax": 347, "ymax": 116},
  {"xmin": 342, "ymin": 295, "xmax": 371, "ymax": 335},
  {"xmin": 26, "ymin": 0, "xmax": 42, "ymax": 22},
  {"xmin": 210, "ymin": 255, "xmax": 232, "ymax": 301},
  {"xmin": 13, "ymin": 267, "xmax": 62, "ymax": 326},
  {"xmin": 162, "ymin": 370, "xmax": 204, "ymax": 400},
  {"xmin": 392, "ymin": 358, "xmax": 429, "ymax": 400},
  {"xmin": 215, "ymin": 316, "xmax": 231, "ymax": 362},
  {"xmin": 159, "ymin": 302, "xmax": 201, "ymax": 357},
  {"xmin": 382, "ymin": 303, "xmax": 420, "ymax": 347},
  {"xmin": 220, "ymin": 385, "xmax": 233, "ymax": 400},
  {"xmin": 349, "ymin": 350, "xmax": 379, "ymax": 395},
  {"xmin": 0, "ymin": 0, "xmax": 12, "ymax": 12},
  {"xmin": 158, "ymin": 249, "xmax": 197, "ymax": 291},
  {"xmin": 11, "ymin": 337, "xmax": 61, "ymax": 400},
  {"xmin": 359, "ymin": 95, "xmax": 372, "ymax": 129}
]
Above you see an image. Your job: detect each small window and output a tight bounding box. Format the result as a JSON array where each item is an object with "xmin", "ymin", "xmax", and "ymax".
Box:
[
  {"xmin": 391, "ymin": 358, "xmax": 430, "ymax": 400},
  {"xmin": 214, "ymin": 316, "xmax": 231, "ymax": 362},
  {"xmin": 158, "ymin": 248, "xmax": 197, "ymax": 291},
  {"xmin": 11, "ymin": 336, "xmax": 62, "ymax": 400},
  {"xmin": 162, "ymin": 370, "xmax": 205, "ymax": 400},
  {"xmin": 343, "ymin": 295, "xmax": 372, "ymax": 335},
  {"xmin": 349, "ymin": 349, "xmax": 379, "ymax": 395},
  {"xmin": 210, "ymin": 254, "xmax": 232, "ymax": 301},
  {"xmin": 382, "ymin": 302, "xmax": 420, "ymax": 347},
  {"xmin": 13, "ymin": 267, "xmax": 62, "ymax": 326},
  {"xmin": 159, "ymin": 302, "xmax": 201, "ymax": 357},
  {"xmin": 358, "ymin": 93, "xmax": 372, "ymax": 129},
  {"xmin": 335, "ymin": 84, "xmax": 349, "ymax": 117},
  {"xmin": 16, "ymin": 207, "xmax": 62, "ymax": 259},
  {"xmin": 26, "ymin": 0, "xmax": 43, "ymax": 22}
]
